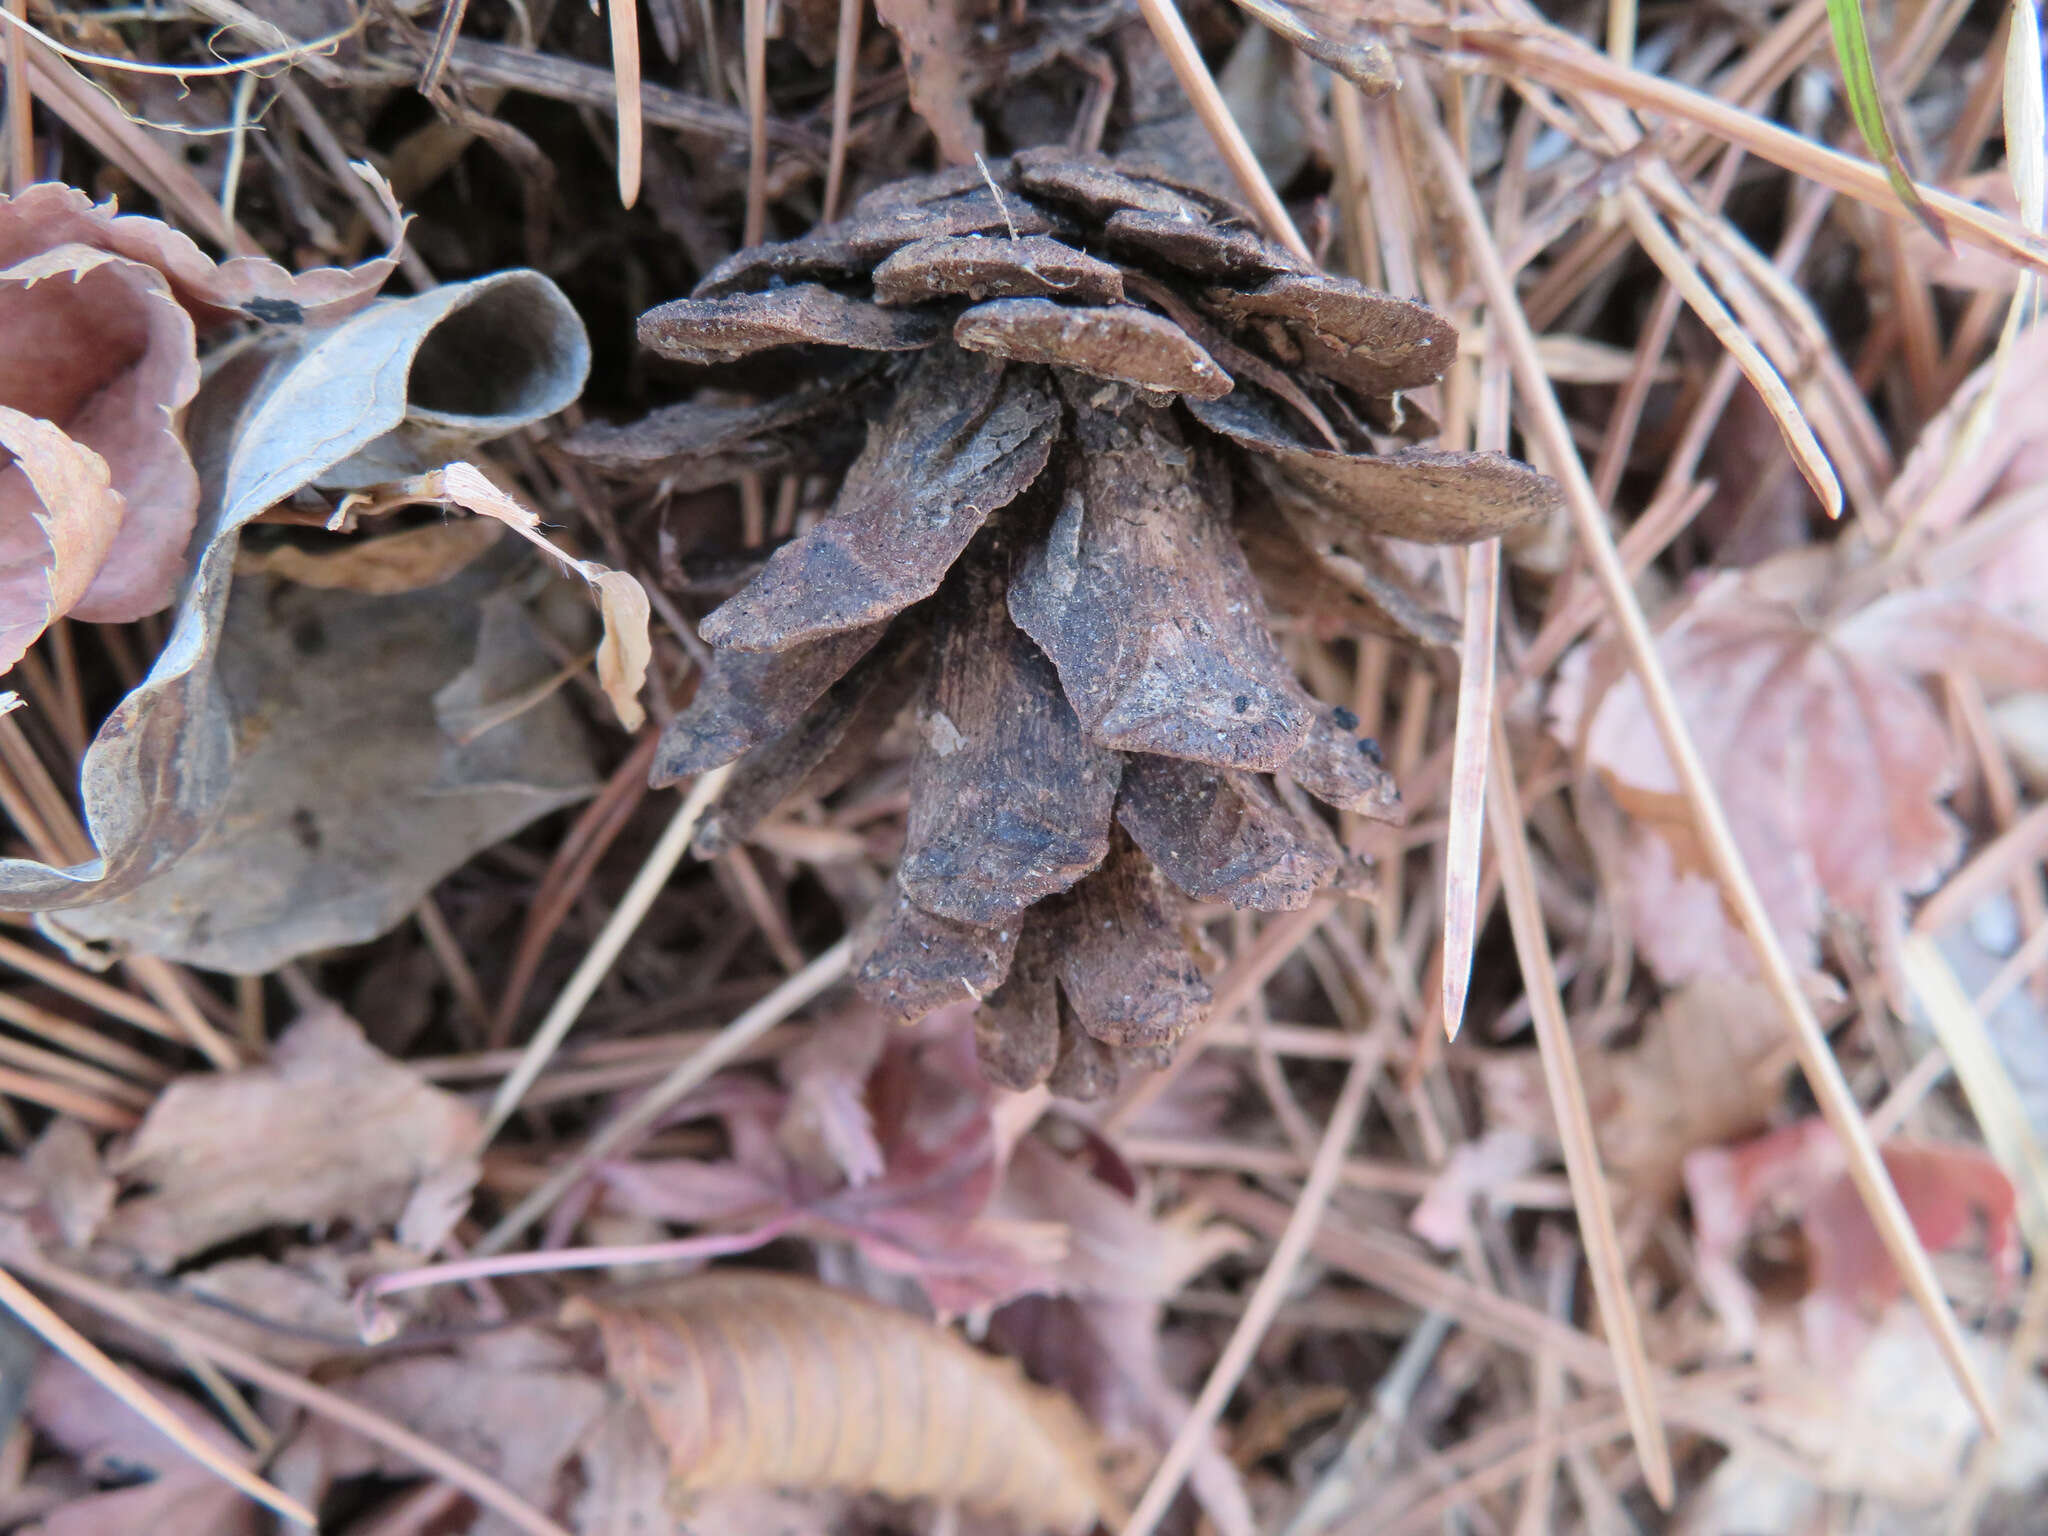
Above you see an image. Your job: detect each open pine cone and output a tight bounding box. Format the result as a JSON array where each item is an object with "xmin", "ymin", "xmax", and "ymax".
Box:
[{"xmin": 571, "ymin": 152, "xmax": 1562, "ymax": 1097}]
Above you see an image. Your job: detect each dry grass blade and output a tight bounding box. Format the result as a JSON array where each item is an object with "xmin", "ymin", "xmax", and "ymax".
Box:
[
  {"xmin": 1132, "ymin": 0, "xmax": 1311, "ymax": 261},
  {"xmin": 0, "ymin": 1265, "xmax": 315, "ymax": 1528},
  {"xmin": 480, "ymin": 762, "xmax": 734, "ymax": 1142},
  {"xmin": 744, "ymin": 0, "xmax": 769, "ymax": 246},
  {"xmin": 1442, "ymin": 537, "xmax": 1498, "ymax": 1042},
  {"xmin": 476, "ymin": 933, "xmax": 855, "ymax": 1255},
  {"xmin": 1618, "ymin": 189, "xmax": 1842, "ymax": 517},
  {"xmin": 1486, "ymin": 710, "xmax": 1673, "ymax": 1508},
  {"xmin": 1825, "ymin": 0, "xmax": 1944, "ymax": 241},
  {"xmin": 608, "ymin": 0, "xmax": 643, "ymax": 206},
  {"xmin": 1120, "ymin": 1027, "xmax": 1389, "ymax": 1536},
  {"xmin": 1899, "ymin": 935, "xmax": 2048, "ymax": 1253},
  {"xmin": 1407, "ymin": 82, "xmax": 1999, "ymax": 1433},
  {"xmin": 11, "ymin": 1254, "xmax": 574, "ymax": 1536}
]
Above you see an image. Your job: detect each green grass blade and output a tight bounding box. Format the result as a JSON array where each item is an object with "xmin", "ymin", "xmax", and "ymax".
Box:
[{"xmin": 1826, "ymin": 0, "xmax": 1947, "ymax": 243}]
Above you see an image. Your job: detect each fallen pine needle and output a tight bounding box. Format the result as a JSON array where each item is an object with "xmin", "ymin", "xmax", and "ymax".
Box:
[
  {"xmin": 608, "ymin": 0, "xmax": 643, "ymax": 206},
  {"xmin": 0, "ymin": 1265, "xmax": 315, "ymax": 1528}
]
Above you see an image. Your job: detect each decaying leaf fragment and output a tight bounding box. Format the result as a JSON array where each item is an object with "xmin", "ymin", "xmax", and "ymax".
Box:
[
  {"xmin": 699, "ymin": 347, "xmax": 1058, "ymax": 651},
  {"xmin": 102, "ymin": 1005, "xmax": 480, "ymax": 1269},
  {"xmin": 567, "ymin": 1271, "xmax": 1108, "ymax": 1533},
  {"xmin": 1010, "ymin": 396, "xmax": 1312, "ymax": 770},
  {"xmin": 898, "ymin": 539, "xmax": 1122, "ymax": 926}
]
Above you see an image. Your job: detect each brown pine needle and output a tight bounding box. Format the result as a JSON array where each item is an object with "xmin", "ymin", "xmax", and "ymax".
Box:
[
  {"xmin": 0, "ymin": 1265, "xmax": 315, "ymax": 1528},
  {"xmin": 743, "ymin": 0, "xmax": 769, "ymax": 246},
  {"xmin": 822, "ymin": 0, "xmax": 862, "ymax": 221},
  {"xmin": 4, "ymin": 0, "xmax": 30, "ymax": 192},
  {"xmin": 1132, "ymin": 0, "xmax": 1312, "ymax": 262},
  {"xmin": 0, "ymin": 934, "xmax": 186, "ymax": 1047},
  {"xmin": 1121, "ymin": 1027, "xmax": 1390, "ymax": 1536},
  {"xmin": 608, "ymin": 0, "xmax": 642, "ymax": 206},
  {"xmin": 1411, "ymin": 83, "xmax": 2000, "ymax": 1435},
  {"xmin": 1486, "ymin": 710, "xmax": 1674, "ymax": 1508},
  {"xmin": 1442, "ymin": 537, "xmax": 1498, "ymax": 1043}
]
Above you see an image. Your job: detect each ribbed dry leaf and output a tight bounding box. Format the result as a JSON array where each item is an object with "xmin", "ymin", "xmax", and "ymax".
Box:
[
  {"xmin": 1555, "ymin": 546, "xmax": 2048, "ymax": 969},
  {"xmin": 102, "ymin": 1005, "xmax": 479, "ymax": 1269},
  {"xmin": 566, "ymin": 1272, "xmax": 1106, "ymax": 1533}
]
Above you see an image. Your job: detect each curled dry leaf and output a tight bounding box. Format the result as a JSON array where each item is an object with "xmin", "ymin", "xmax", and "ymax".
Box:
[
  {"xmin": 565, "ymin": 1271, "xmax": 1107, "ymax": 1533},
  {"xmin": 102, "ymin": 1005, "xmax": 480, "ymax": 1269},
  {"xmin": 1552, "ymin": 545, "xmax": 2048, "ymax": 975},
  {"xmin": 1684, "ymin": 1117, "xmax": 2018, "ymax": 1363},
  {"xmin": 0, "ymin": 177, "xmax": 403, "ymax": 671},
  {"xmin": 0, "ymin": 269, "xmax": 590, "ymax": 930}
]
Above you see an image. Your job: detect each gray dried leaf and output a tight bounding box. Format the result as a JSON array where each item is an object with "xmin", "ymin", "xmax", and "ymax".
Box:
[
  {"xmin": 873, "ymin": 234, "xmax": 1125, "ymax": 307},
  {"xmin": 1205, "ymin": 273, "xmax": 1455, "ymax": 396},
  {"xmin": 698, "ymin": 349, "xmax": 1058, "ymax": 651},
  {"xmin": 562, "ymin": 363, "xmax": 877, "ymax": 480},
  {"xmin": 52, "ymin": 569, "xmax": 596, "ymax": 972},
  {"xmin": 1009, "ymin": 397, "xmax": 1312, "ymax": 770},
  {"xmin": 898, "ymin": 541, "xmax": 1122, "ymax": 926},
  {"xmin": 856, "ymin": 886, "xmax": 1019, "ymax": 1023},
  {"xmin": 954, "ymin": 298, "xmax": 1232, "ymax": 401},
  {"xmin": 692, "ymin": 628, "xmax": 926, "ymax": 858},
  {"xmin": 1192, "ymin": 387, "xmax": 1560, "ymax": 545},
  {"xmin": 1103, "ymin": 208, "xmax": 1305, "ymax": 280},
  {"xmin": 1283, "ymin": 706, "xmax": 1401, "ymax": 818},
  {"xmin": 639, "ymin": 285, "xmax": 943, "ymax": 365},
  {"xmin": 1116, "ymin": 752, "xmax": 1335, "ymax": 910},
  {"xmin": 652, "ymin": 623, "xmax": 887, "ymax": 784},
  {"xmin": 972, "ymin": 921, "xmax": 1060, "ymax": 1090},
  {"xmin": 1234, "ymin": 509, "xmax": 1459, "ymax": 647},
  {"xmin": 1048, "ymin": 833, "xmax": 1209, "ymax": 1048},
  {"xmin": 0, "ymin": 271, "xmax": 589, "ymax": 917}
]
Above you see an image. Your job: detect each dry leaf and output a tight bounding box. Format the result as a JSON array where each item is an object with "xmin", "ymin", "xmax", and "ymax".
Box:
[
  {"xmin": 24, "ymin": 1356, "xmax": 258, "ymax": 1536},
  {"xmin": 0, "ymin": 269, "xmax": 589, "ymax": 919},
  {"xmin": 565, "ymin": 1270, "xmax": 1106, "ymax": 1533},
  {"xmin": 1684, "ymin": 1117, "xmax": 2018, "ymax": 1361},
  {"xmin": 873, "ymin": 0, "xmax": 986, "ymax": 164},
  {"xmin": 236, "ymin": 515, "xmax": 505, "ymax": 595},
  {"xmin": 103, "ymin": 1005, "xmax": 480, "ymax": 1269},
  {"xmin": 1554, "ymin": 546, "xmax": 2048, "ymax": 972},
  {"xmin": 51, "ymin": 568, "xmax": 594, "ymax": 972}
]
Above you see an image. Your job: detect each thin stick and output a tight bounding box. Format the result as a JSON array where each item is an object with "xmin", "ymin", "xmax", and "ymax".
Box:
[
  {"xmin": 1120, "ymin": 1029, "xmax": 1388, "ymax": 1536},
  {"xmin": 822, "ymin": 0, "xmax": 862, "ymax": 220},
  {"xmin": 0, "ymin": 1265, "xmax": 314, "ymax": 1527},
  {"xmin": 608, "ymin": 0, "xmax": 642, "ymax": 206},
  {"xmin": 1410, "ymin": 84, "xmax": 1998, "ymax": 1432},
  {"xmin": 743, "ymin": 0, "xmax": 768, "ymax": 246},
  {"xmin": 10, "ymin": 1254, "xmax": 573, "ymax": 1536},
  {"xmin": 1486, "ymin": 710, "xmax": 1673, "ymax": 1507},
  {"xmin": 481, "ymin": 764, "xmax": 732, "ymax": 1142},
  {"xmin": 1132, "ymin": 0, "xmax": 1311, "ymax": 261},
  {"xmin": 475, "ymin": 934, "xmax": 854, "ymax": 1256}
]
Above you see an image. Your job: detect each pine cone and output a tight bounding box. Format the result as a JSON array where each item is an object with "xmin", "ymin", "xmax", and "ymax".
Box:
[{"xmin": 572, "ymin": 152, "xmax": 1561, "ymax": 1097}]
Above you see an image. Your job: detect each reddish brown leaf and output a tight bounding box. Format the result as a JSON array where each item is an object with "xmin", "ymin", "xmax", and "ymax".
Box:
[
  {"xmin": 638, "ymin": 284, "xmax": 943, "ymax": 365},
  {"xmin": 566, "ymin": 1272, "xmax": 1106, "ymax": 1531},
  {"xmin": 1045, "ymin": 831, "xmax": 1211, "ymax": 1048},
  {"xmin": 698, "ymin": 349, "xmax": 1058, "ymax": 651},
  {"xmin": 1193, "ymin": 386, "xmax": 1561, "ymax": 545},
  {"xmin": 857, "ymin": 886, "xmax": 1020, "ymax": 1023},
  {"xmin": 652, "ymin": 623, "xmax": 887, "ymax": 784},
  {"xmin": 954, "ymin": 298, "xmax": 1232, "ymax": 400},
  {"xmin": 1115, "ymin": 752, "xmax": 1336, "ymax": 910},
  {"xmin": 873, "ymin": 234, "xmax": 1125, "ymax": 306},
  {"xmin": 1009, "ymin": 395, "xmax": 1313, "ymax": 770},
  {"xmin": 1205, "ymin": 272, "xmax": 1456, "ymax": 396}
]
